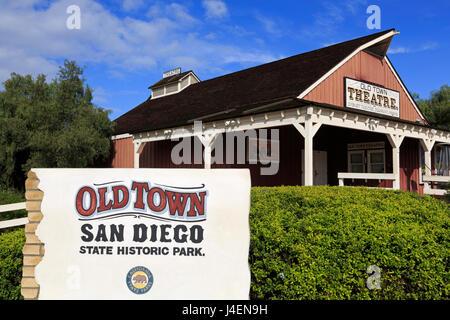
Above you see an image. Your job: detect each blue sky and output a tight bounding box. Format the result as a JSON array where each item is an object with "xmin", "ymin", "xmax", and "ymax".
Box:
[{"xmin": 0, "ymin": 0, "xmax": 449, "ymax": 120}]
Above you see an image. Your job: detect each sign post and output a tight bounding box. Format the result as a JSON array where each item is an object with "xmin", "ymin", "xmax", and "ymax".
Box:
[{"xmin": 21, "ymin": 169, "xmax": 251, "ymax": 300}]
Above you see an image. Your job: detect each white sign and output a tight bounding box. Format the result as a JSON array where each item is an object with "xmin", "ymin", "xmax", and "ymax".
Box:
[
  {"xmin": 33, "ymin": 169, "xmax": 251, "ymax": 299},
  {"xmin": 347, "ymin": 141, "xmax": 385, "ymax": 150},
  {"xmin": 345, "ymin": 78, "xmax": 400, "ymax": 118},
  {"xmin": 162, "ymin": 67, "xmax": 181, "ymax": 78}
]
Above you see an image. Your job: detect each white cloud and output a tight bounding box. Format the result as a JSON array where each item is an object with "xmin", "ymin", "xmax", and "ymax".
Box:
[
  {"xmin": 420, "ymin": 42, "xmax": 438, "ymax": 51},
  {"xmin": 92, "ymin": 86, "xmax": 109, "ymax": 103},
  {"xmin": 298, "ymin": 0, "xmax": 366, "ymax": 39},
  {"xmin": 388, "ymin": 47, "xmax": 410, "ymax": 54},
  {"xmin": 204, "ymin": 32, "xmax": 216, "ymax": 40},
  {"xmin": 314, "ymin": 2, "xmax": 344, "ymax": 28},
  {"xmin": 388, "ymin": 42, "xmax": 439, "ymax": 54},
  {"xmin": 202, "ymin": 0, "xmax": 228, "ymax": 19},
  {"xmin": 168, "ymin": 3, "xmax": 200, "ymax": 24},
  {"xmin": 0, "ymin": 0, "xmax": 276, "ymax": 86},
  {"xmin": 223, "ymin": 52, "xmax": 278, "ymax": 64},
  {"xmin": 0, "ymin": 47, "xmax": 59, "ymax": 83},
  {"xmin": 122, "ymin": 0, "xmax": 145, "ymax": 12},
  {"xmin": 343, "ymin": 0, "xmax": 368, "ymax": 15},
  {"xmin": 254, "ymin": 13, "xmax": 279, "ymax": 36}
]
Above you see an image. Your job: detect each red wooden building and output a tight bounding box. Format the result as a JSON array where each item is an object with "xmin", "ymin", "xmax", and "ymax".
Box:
[{"xmin": 111, "ymin": 29, "xmax": 450, "ymax": 195}]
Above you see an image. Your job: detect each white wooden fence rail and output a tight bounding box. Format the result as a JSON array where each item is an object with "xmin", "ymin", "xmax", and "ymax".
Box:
[
  {"xmin": 422, "ymin": 175, "xmax": 450, "ymax": 196},
  {"xmin": 0, "ymin": 202, "xmax": 28, "ymax": 229},
  {"xmin": 337, "ymin": 173, "xmax": 449, "ymax": 195},
  {"xmin": 337, "ymin": 172, "xmax": 396, "ymax": 187},
  {"xmin": 423, "ymin": 175, "xmax": 450, "ymax": 183}
]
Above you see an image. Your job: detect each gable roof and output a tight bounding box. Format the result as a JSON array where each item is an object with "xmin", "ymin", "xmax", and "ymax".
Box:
[{"xmin": 114, "ymin": 29, "xmax": 406, "ymax": 135}]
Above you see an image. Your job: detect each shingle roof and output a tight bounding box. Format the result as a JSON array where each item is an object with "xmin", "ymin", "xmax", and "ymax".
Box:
[{"xmin": 114, "ymin": 29, "xmax": 396, "ymax": 135}]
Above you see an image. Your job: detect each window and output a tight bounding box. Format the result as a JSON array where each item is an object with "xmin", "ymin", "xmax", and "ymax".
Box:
[
  {"xmin": 435, "ymin": 144, "xmax": 450, "ymax": 176},
  {"xmin": 368, "ymin": 150, "xmax": 385, "ymax": 173},
  {"xmin": 348, "ymin": 150, "xmax": 365, "ymax": 173},
  {"xmin": 347, "ymin": 142, "xmax": 386, "ymax": 173}
]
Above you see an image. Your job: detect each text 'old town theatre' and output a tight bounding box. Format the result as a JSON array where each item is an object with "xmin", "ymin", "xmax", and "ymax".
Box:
[{"xmin": 110, "ymin": 29, "xmax": 450, "ymax": 196}]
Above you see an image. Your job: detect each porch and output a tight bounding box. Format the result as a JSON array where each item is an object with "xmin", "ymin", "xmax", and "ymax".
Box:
[{"xmin": 127, "ymin": 104, "xmax": 450, "ymax": 195}]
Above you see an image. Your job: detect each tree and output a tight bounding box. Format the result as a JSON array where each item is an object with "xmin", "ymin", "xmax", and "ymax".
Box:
[
  {"xmin": 415, "ymin": 85, "xmax": 450, "ymax": 130},
  {"xmin": 0, "ymin": 60, "xmax": 114, "ymax": 191}
]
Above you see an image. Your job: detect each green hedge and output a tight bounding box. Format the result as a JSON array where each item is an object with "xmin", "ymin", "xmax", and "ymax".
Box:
[
  {"xmin": 0, "ymin": 229, "xmax": 25, "ymax": 300},
  {"xmin": 0, "ymin": 191, "xmax": 26, "ymax": 300},
  {"xmin": 0, "ymin": 186, "xmax": 448, "ymax": 300},
  {"xmin": 250, "ymin": 186, "xmax": 449, "ymax": 299}
]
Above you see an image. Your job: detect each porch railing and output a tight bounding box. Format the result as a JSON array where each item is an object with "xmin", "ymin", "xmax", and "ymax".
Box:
[
  {"xmin": 422, "ymin": 175, "xmax": 450, "ymax": 196},
  {"xmin": 0, "ymin": 202, "xmax": 28, "ymax": 229},
  {"xmin": 337, "ymin": 172, "xmax": 395, "ymax": 188}
]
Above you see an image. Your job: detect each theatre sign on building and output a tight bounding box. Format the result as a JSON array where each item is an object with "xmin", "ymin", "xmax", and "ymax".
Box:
[{"xmin": 111, "ymin": 29, "xmax": 450, "ymax": 196}]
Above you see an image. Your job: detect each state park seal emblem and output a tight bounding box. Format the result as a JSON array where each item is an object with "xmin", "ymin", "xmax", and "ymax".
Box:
[{"xmin": 126, "ymin": 266, "xmax": 154, "ymax": 294}]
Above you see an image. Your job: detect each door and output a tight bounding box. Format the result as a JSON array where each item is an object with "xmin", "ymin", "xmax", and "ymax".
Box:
[
  {"xmin": 313, "ymin": 151, "xmax": 328, "ymax": 185},
  {"xmin": 301, "ymin": 150, "xmax": 328, "ymax": 185}
]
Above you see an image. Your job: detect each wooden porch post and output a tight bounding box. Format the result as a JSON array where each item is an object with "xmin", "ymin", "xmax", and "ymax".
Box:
[
  {"xmin": 420, "ymin": 138, "xmax": 435, "ymax": 191},
  {"xmin": 198, "ymin": 133, "xmax": 219, "ymax": 169},
  {"xmin": 293, "ymin": 107, "xmax": 322, "ymax": 186},
  {"xmin": 133, "ymin": 141, "xmax": 145, "ymax": 168},
  {"xmin": 304, "ymin": 119, "xmax": 314, "ymax": 186},
  {"xmin": 387, "ymin": 134, "xmax": 404, "ymax": 190}
]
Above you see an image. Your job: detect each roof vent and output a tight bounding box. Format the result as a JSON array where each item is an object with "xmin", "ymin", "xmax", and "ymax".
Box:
[{"xmin": 149, "ymin": 68, "xmax": 200, "ymax": 99}]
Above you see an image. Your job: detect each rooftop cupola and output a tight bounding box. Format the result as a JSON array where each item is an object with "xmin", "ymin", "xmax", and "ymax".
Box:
[{"xmin": 148, "ymin": 68, "xmax": 200, "ymax": 99}]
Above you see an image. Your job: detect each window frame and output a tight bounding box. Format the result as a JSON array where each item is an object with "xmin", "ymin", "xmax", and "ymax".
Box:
[
  {"xmin": 348, "ymin": 150, "xmax": 366, "ymax": 173},
  {"xmin": 367, "ymin": 149, "xmax": 386, "ymax": 173},
  {"xmin": 434, "ymin": 144, "xmax": 450, "ymax": 176}
]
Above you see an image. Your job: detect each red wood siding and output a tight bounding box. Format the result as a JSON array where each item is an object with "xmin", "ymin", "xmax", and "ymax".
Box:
[
  {"xmin": 303, "ymin": 51, "xmax": 423, "ymax": 122},
  {"xmin": 400, "ymin": 138, "xmax": 423, "ymax": 194},
  {"xmin": 111, "ymin": 137, "xmax": 134, "ymax": 168},
  {"xmin": 139, "ymin": 126, "xmax": 303, "ymax": 186},
  {"xmin": 140, "ymin": 139, "xmax": 203, "ymax": 169}
]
